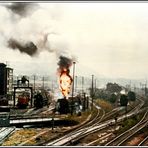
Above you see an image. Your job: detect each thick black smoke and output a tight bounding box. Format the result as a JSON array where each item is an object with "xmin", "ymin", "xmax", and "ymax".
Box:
[
  {"xmin": 2, "ymin": 3, "xmax": 76, "ymax": 70},
  {"xmin": 5, "ymin": 2, "xmax": 39, "ymax": 17},
  {"xmin": 8, "ymin": 38, "xmax": 37, "ymax": 56},
  {"xmin": 1, "ymin": 3, "xmax": 40, "ymax": 56},
  {"xmin": 58, "ymin": 56, "xmax": 73, "ymax": 71}
]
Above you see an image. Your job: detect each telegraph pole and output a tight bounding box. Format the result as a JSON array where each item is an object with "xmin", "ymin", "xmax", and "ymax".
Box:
[
  {"xmin": 134, "ymin": 84, "xmax": 136, "ymax": 92},
  {"xmin": 94, "ymin": 78, "xmax": 97, "ymax": 93},
  {"xmin": 52, "ymin": 80, "xmax": 54, "ymax": 93},
  {"xmin": 71, "ymin": 62, "xmax": 76, "ymax": 115},
  {"xmin": 75, "ymin": 76, "xmax": 77, "ymax": 94},
  {"xmin": 42, "ymin": 76, "xmax": 44, "ymax": 90},
  {"xmin": 33, "ymin": 75, "xmax": 36, "ymax": 93},
  {"xmin": 72, "ymin": 62, "xmax": 76, "ymax": 98},
  {"xmin": 145, "ymin": 80, "xmax": 147, "ymax": 96},
  {"xmin": 129, "ymin": 80, "xmax": 131, "ymax": 91},
  {"xmin": 82, "ymin": 76, "xmax": 84, "ymax": 94},
  {"xmin": 91, "ymin": 75, "xmax": 94, "ymax": 111}
]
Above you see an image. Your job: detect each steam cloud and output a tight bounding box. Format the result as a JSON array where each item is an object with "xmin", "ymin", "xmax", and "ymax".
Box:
[{"xmin": 0, "ymin": 2, "xmax": 76, "ymax": 67}]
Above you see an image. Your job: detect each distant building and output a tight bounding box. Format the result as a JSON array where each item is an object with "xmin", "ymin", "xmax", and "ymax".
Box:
[
  {"xmin": 0, "ymin": 63, "xmax": 13, "ymax": 99},
  {"xmin": 0, "ymin": 63, "xmax": 7, "ymax": 96},
  {"xmin": 6, "ymin": 67, "xmax": 13, "ymax": 99}
]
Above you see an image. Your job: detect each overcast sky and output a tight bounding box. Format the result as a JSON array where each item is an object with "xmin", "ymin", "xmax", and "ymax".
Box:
[{"xmin": 1, "ymin": 2, "xmax": 148, "ymax": 79}]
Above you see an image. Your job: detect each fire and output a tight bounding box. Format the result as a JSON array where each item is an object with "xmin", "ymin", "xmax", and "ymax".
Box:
[{"xmin": 59, "ymin": 69, "xmax": 73, "ymax": 97}]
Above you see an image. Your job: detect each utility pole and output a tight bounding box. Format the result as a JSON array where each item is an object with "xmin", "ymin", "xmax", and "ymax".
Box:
[
  {"xmin": 33, "ymin": 75, "xmax": 36, "ymax": 94},
  {"xmin": 42, "ymin": 76, "xmax": 44, "ymax": 90},
  {"xmin": 71, "ymin": 62, "xmax": 76, "ymax": 115},
  {"xmin": 145, "ymin": 80, "xmax": 147, "ymax": 96},
  {"xmin": 82, "ymin": 76, "xmax": 84, "ymax": 94},
  {"xmin": 52, "ymin": 80, "xmax": 54, "ymax": 93},
  {"xmin": 129, "ymin": 80, "xmax": 131, "ymax": 91},
  {"xmin": 16, "ymin": 76, "xmax": 19, "ymax": 86},
  {"xmin": 94, "ymin": 78, "xmax": 97, "ymax": 94},
  {"xmin": 134, "ymin": 84, "xmax": 136, "ymax": 92},
  {"xmin": 91, "ymin": 75, "xmax": 94, "ymax": 111},
  {"xmin": 140, "ymin": 82, "xmax": 142, "ymax": 94},
  {"xmin": 75, "ymin": 76, "xmax": 77, "ymax": 94}
]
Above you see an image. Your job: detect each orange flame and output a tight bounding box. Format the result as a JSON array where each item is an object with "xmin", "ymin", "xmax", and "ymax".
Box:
[{"xmin": 59, "ymin": 69, "xmax": 73, "ymax": 97}]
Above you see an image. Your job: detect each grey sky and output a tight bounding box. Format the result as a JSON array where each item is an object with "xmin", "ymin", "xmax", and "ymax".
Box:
[{"xmin": 0, "ymin": 2, "xmax": 148, "ymax": 79}]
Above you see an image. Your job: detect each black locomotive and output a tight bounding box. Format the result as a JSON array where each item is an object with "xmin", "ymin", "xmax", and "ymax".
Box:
[
  {"xmin": 33, "ymin": 92, "xmax": 48, "ymax": 109},
  {"xmin": 55, "ymin": 98, "xmax": 70, "ymax": 114}
]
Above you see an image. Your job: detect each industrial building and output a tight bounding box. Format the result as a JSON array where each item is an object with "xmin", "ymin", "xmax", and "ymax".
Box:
[{"xmin": 0, "ymin": 63, "xmax": 13, "ymax": 100}]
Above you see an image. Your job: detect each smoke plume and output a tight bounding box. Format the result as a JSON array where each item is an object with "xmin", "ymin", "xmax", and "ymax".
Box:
[
  {"xmin": 5, "ymin": 2, "xmax": 39, "ymax": 17},
  {"xmin": 1, "ymin": 2, "xmax": 76, "ymax": 72},
  {"xmin": 58, "ymin": 55, "xmax": 73, "ymax": 72},
  {"xmin": 8, "ymin": 38, "xmax": 38, "ymax": 56}
]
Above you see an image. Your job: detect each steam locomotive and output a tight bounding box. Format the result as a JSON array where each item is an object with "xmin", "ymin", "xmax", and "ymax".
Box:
[
  {"xmin": 55, "ymin": 95, "xmax": 87, "ymax": 115},
  {"xmin": 33, "ymin": 91, "xmax": 50, "ymax": 109},
  {"xmin": 55, "ymin": 98, "xmax": 70, "ymax": 114}
]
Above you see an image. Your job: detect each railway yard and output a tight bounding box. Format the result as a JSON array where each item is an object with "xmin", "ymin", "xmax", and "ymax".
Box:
[
  {"xmin": 0, "ymin": 64, "xmax": 147, "ymax": 146},
  {"xmin": 1, "ymin": 2, "xmax": 148, "ymax": 147},
  {"xmin": 0, "ymin": 94, "xmax": 147, "ymax": 146}
]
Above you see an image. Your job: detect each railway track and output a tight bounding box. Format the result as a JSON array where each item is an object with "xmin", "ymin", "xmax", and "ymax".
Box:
[
  {"xmin": 0, "ymin": 127, "xmax": 15, "ymax": 144},
  {"xmin": 67, "ymin": 98, "xmax": 145, "ymax": 146},
  {"xmin": 75, "ymin": 105, "xmax": 106, "ymax": 131},
  {"xmin": 138, "ymin": 135, "xmax": 148, "ymax": 146},
  {"xmin": 10, "ymin": 96, "xmax": 144, "ymax": 146},
  {"xmin": 14, "ymin": 101, "xmax": 102, "ymax": 146},
  {"xmin": 45, "ymin": 103, "xmax": 103, "ymax": 146},
  {"xmin": 45, "ymin": 105, "xmax": 129, "ymax": 146},
  {"xmin": 105, "ymin": 110, "xmax": 148, "ymax": 146},
  {"xmin": 120, "ymin": 120, "xmax": 148, "ymax": 146},
  {"xmin": 10, "ymin": 105, "xmax": 54, "ymax": 119},
  {"xmin": 77, "ymin": 99, "xmax": 146, "ymax": 146},
  {"xmin": 46, "ymin": 97, "xmax": 144, "ymax": 146}
]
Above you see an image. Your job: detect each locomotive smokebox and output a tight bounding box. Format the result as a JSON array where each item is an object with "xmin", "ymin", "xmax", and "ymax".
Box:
[{"xmin": 55, "ymin": 98, "xmax": 70, "ymax": 114}]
